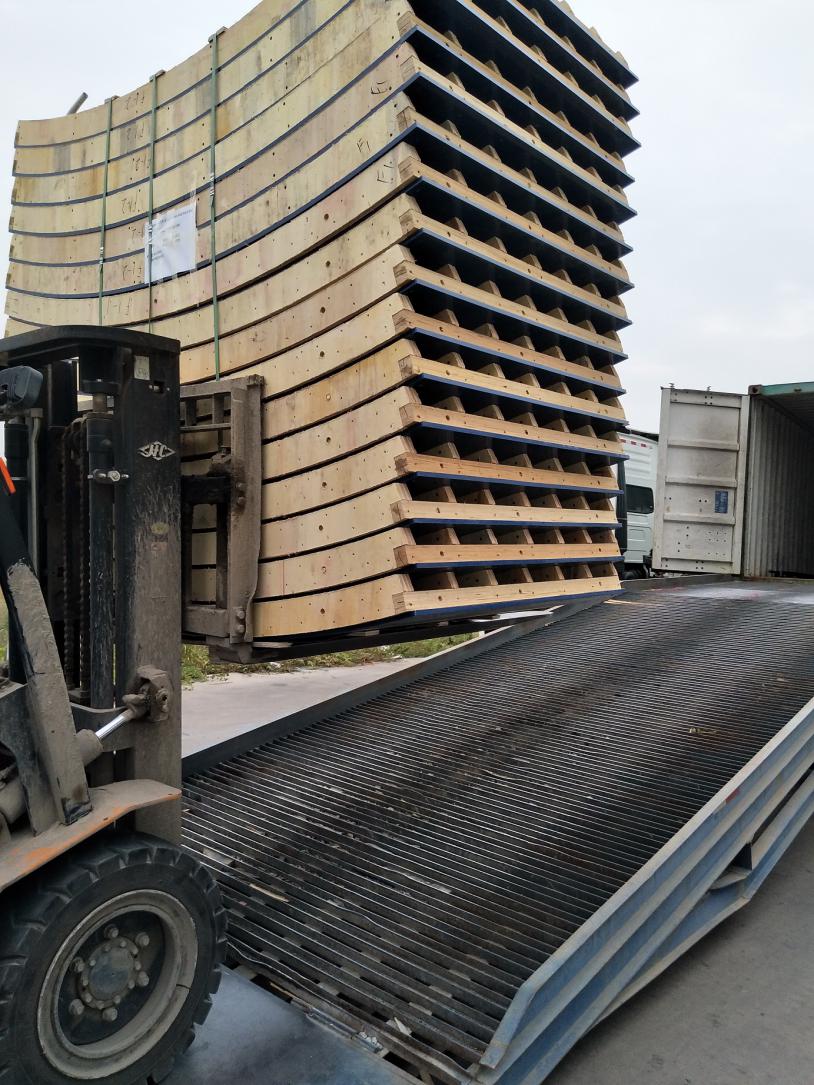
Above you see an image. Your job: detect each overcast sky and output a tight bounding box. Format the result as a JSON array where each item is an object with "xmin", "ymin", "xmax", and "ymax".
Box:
[{"xmin": 0, "ymin": 0, "xmax": 812, "ymax": 432}]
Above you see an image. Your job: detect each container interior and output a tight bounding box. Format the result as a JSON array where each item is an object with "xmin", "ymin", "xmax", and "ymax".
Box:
[{"xmin": 744, "ymin": 387, "xmax": 814, "ymax": 578}]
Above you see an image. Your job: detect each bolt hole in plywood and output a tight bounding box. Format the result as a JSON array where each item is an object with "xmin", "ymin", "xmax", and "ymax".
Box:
[{"xmin": 6, "ymin": 0, "xmax": 636, "ymax": 643}]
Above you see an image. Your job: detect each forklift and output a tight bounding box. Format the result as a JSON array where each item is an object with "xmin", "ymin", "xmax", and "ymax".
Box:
[
  {"xmin": 7, "ymin": 326, "xmax": 814, "ymax": 1085},
  {"xmin": 0, "ymin": 327, "xmax": 227, "ymax": 1085}
]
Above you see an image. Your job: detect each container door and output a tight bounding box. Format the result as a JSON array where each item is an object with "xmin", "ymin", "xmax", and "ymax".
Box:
[{"xmin": 653, "ymin": 388, "xmax": 750, "ymax": 574}]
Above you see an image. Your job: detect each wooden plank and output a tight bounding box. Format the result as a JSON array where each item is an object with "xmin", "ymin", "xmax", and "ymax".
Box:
[
  {"xmin": 9, "ymin": 99, "xmax": 625, "ymax": 330},
  {"xmin": 395, "ymin": 452, "xmax": 620, "ymax": 496},
  {"xmin": 185, "ymin": 292, "xmax": 407, "ymax": 385},
  {"xmin": 10, "ymin": 48, "xmax": 414, "ymax": 235},
  {"xmin": 8, "ymin": 149, "xmax": 417, "ymax": 293},
  {"xmin": 6, "ymin": 0, "xmax": 634, "ymax": 645},
  {"xmin": 14, "ymin": 28, "xmax": 628, "ymax": 236},
  {"xmin": 393, "ymin": 260, "xmax": 625, "ymax": 355},
  {"xmin": 402, "ymin": 56, "xmax": 630, "ymax": 217},
  {"xmin": 256, "ymin": 527, "xmax": 413, "ymax": 596},
  {"xmin": 394, "ymin": 574, "xmax": 620, "ymax": 618},
  {"xmin": 174, "ymin": 248, "xmax": 624, "ymax": 381},
  {"xmin": 393, "ymin": 309, "xmax": 622, "ymax": 392},
  {"xmin": 265, "ymin": 342, "xmax": 421, "ymax": 439},
  {"xmin": 492, "ymin": 0, "xmax": 633, "ymax": 111},
  {"xmin": 7, "ymin": 137, "xmax": 418, "ymax": 271},
  {"xmin": 395, "ymin": 542, "xmax": 620, "ymax": 567},
  {"xmin": 7, "ymin": 198, "xmax": 416, "ymax": 335},
  {"xmin": 182, "ymin": 248, "xmax": 407, "ymax": 382},
  {"xmin": 397, "ymin": 356, "xmax": 626, "ymax": 426},
  {"xmin": 261, "ymin": 483, "xmax": 410, "ymax": 558},
  {"xmin": 13, "ymin": 5, "xmax": 404, "ymax": 207},
  {"xmin": 16, "ymin": 0, "xmax": 633, "ymax": 154},
  {"xmin": 253, "ymin": 573, "xmax": 412, "ymax": 637},
  {"xmin": 13, "ymin": 0, "xmax": 374, "ymax": 175},
  {"xmin": 428, "ymin": 0, "xmax": 633, "ymax": 144},
  {"xmin": 399, "ymin": 211, "xmax": 628, "ymax": 326},
  {"xmin": 5, "ymin": 284, "xmax": 624, "ymax": 405},
  {"xmin": 393, "ymin": 500, "xmax": 617, "ymax": 529},
  {"xmin": 260, "ymin": 382, "xmax": 622, "ymax": 482},
  {"xmin": 403, "ymin": 108, "xmax": 626, "ymax": 249},
  {"xmin": 11, "ymin": 85, "xmax": 625, "ymax": 266},
  {"xmin": 402, "ymin": 402, "xmax": 623, "ymax": 458},
  {"xmin": 263, "ymin": 346, "xmax": 624, "ymax": 441},
  {"xmin": 261, "ymin": 386, "xmax": 419, "ymax": 479},
  {"xmin": 251, "ymin": 571, "xmax": 619, "ymax": 637},
  {"xmin": 261, "ymin": 437, "xmax": 413, "ymax": 520},
  {"xmin": 7, "ymin": 200, "xmax": 627, "ymax": 340},
  {"xmin": 409, "ymin": 161, "xmax": 631, "ymax": 287},
  {"xmin": 256, "ymin": 536, "xmax": 619, "ymax": 597},
  {"xmin": 8, "ymin": 144, "xmax": 629, "ymax": 311},
  {"xmin": 15, "ymin": 0, "xmax": 315, "ymax": 145}
]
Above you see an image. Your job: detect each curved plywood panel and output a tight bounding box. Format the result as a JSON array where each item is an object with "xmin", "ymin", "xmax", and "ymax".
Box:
[{"xmin": 6, "ymin": 0, "xmax": 637, "ymax": 643}]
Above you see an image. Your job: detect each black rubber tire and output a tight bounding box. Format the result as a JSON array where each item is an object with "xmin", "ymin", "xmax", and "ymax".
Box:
[{"xmin": 0, "ymin": 830, "xmax": 226, "ymax": 1085}]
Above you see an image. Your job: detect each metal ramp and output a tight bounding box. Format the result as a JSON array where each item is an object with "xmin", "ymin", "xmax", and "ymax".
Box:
[{"xmin": 182, "ymin": 581, "xmax": 814, "ymax": 1084}]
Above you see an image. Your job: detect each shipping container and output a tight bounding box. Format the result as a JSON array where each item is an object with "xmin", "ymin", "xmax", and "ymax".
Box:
[{"xmin": 654, "ymin": 383, "xmax": 814, "ymax": 576}]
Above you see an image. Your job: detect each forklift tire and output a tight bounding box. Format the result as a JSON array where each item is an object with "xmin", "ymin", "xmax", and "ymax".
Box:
[{"xmin": 0, "ymin": 830, "xmax": 226, "ymax": 1084}]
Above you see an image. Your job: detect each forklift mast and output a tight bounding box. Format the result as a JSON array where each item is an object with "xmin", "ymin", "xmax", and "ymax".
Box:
[
  {"xmin": 1, "ymin": 326, "xmax": 184, "ymax": 843},
  {"xmin": 0, "ymin": 328, "xmax": 227, "ymax": 1085}
]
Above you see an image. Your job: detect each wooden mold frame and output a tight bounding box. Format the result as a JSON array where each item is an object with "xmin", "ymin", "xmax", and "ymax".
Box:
[
  {"xmin": 6, "ymin": 0, "xmax": 636, "ymax": 325},
  {"xmin": 9, "ymin": 0, "xmax": 636, "ymax": 642}
]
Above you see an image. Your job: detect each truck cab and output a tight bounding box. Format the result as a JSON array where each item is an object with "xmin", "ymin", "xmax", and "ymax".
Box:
[{"xmin": 620, "ymin": 430, "xmax": 658, "ymax": 578}]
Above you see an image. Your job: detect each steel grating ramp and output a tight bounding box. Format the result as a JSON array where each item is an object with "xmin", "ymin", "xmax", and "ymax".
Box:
[{"xmin": 182, "ymin": 582, "xmax": 814, "ymax": 1083}]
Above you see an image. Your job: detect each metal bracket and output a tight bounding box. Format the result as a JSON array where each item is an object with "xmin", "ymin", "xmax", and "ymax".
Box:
[{"xmin": 180, "ymin": 376, "xmax": 263, "ymax": 646}]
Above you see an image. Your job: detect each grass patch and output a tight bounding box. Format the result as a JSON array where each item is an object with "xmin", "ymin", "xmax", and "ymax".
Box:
[
  {"xmin": 182, "ymin": 633, "xmax": 474, "ymax": 686},
  {"xmin": 1, "ymin": 598, "xmax": 472, "ymax": 686}
]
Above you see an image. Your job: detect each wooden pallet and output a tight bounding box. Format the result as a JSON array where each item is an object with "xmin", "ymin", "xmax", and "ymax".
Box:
[{"xmin": 6, "ymin": 0, "xmax": 637, "ymax": 642}]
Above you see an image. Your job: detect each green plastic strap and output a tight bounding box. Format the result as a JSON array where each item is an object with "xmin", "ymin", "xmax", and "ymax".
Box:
[
  {"xmin": 97, "ymin": 97, "xmax": 114, "ymax": 326},
  {"xmin": 146, "ymin": 73, "xmax": 160, "ymax": 332},
  {"xmin": 209, "ymin": 32, "xmax": 222, "ymax": 380}
]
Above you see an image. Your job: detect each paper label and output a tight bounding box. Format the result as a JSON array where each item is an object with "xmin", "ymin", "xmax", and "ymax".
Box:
[{"xmin": 144, "ymin": 201, "xmax": 197, "ymax": 283}]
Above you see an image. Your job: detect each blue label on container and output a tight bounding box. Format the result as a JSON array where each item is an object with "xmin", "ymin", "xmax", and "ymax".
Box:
[{"xmin": 715, "ymin": 490, "xmax": 729, "ymax": 514}]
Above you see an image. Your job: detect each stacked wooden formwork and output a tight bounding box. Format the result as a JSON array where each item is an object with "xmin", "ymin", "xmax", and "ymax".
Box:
[{"xmin": 5, "ymin": 0, "xmax": 638, "ymax": 642}]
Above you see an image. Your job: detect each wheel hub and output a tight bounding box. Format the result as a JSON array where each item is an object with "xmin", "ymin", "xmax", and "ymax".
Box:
[
  {"xmin": 71, "ymin": 927, "xmax": 151, "ymax": 1013},
  {"xmin": 61, "ymin": 920, "xmax": 157, "ymax": 1037}
]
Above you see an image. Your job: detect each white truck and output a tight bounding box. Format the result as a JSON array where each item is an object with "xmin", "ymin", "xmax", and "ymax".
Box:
[{"xmin": 620, "ymin": 429, "xmax": 659, "ymax": 578}]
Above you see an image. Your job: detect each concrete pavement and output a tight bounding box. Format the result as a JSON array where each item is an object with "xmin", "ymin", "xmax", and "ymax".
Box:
[
  {"xmin": 181, "ymin": 661, "xmax": 413, "ymax": 756},
  {"xmin": 547, "ymin": 816, "xmax": 814, "ymax": 1085}
]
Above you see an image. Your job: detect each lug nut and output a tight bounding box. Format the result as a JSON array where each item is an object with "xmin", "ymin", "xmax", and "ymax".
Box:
[
  {"xmin": 82, "ymin": 992, "xmax": 93, "ymax": 1005},
  {"xmin": 80, "ymin": 975, "xmax": 90, "ymax": 988},
  {"xmin": 68, "ymin": 999, "xmax": 84, "ymax": 1018},
  {"xmin": 102, "ymin": 1008, "xmax": 118, "ymax": 1023},
  {"xmin": 71, "ymin": 958, "xmax": 85, "ymax": 974},
  {"xmin": 89, "ymin": 957, "xmax": 97, "ymax": 968},
  {"xmin": 127, "ymin": 979, "xmax": 136, "ymax": 990},
  {"xmin": 104, "ymin": 925, "xmax": 119, "ymax": 940},
  {"xmin": 136, "ymin": 972, "xmax": 150, "ymax": 989},
  {"xmin": 113, "ymin": 995, "xmax": 122, "ymax": 1005},
  {"xmin": 135, "ymin": 933, "xmax": 150, "ymax": 949},
  {"xmin": 119, "ymin": 940, "xmax": 128, "ymax": 949}
]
